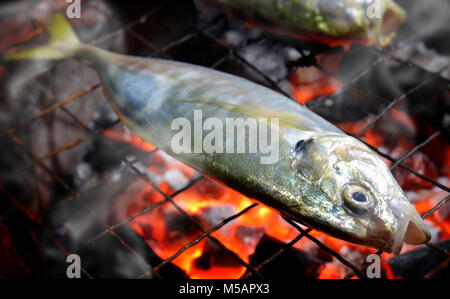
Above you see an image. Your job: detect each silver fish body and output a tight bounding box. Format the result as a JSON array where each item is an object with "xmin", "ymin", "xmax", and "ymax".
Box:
[{"xmin": 75, "ymin": 44, "xmax": 430, "ymax": 254}]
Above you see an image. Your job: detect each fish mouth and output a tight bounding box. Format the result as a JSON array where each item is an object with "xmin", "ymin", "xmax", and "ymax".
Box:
[
  {"xmin": 392, "ymin": 208, "xmax": 431, "ymax": 255},
  {"xmin": 381, "ymin": 1, "xmax": 406, "ymax": 43}
]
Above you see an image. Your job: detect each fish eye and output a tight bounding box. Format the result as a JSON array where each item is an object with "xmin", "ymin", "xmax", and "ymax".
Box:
[{"xmin": 343, "ymin": 184, "xmax": 373, "ymax": 214}]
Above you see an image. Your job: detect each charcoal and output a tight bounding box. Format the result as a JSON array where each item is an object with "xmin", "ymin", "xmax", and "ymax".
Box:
[
  {"xmin": 165, "ymin": 211, "xmax": 200, "ymax": 243},
  {"xmin": 192, "ymin": 179, "xmax": 226, "ymax": 199},
  {"xmin": 193, "ymin": 205, "xmax": 235, "ymax": 228},
  {"xmin": 307, "ymin": 91, "xmax": 371, "ymax": 122},
  {"xmin": 388, "ymin": 240, "xmax": 450, "ymax": 279},
  {"xmin": 245, "ymin": 235, "xmax": 323, "ymax": 279},
  {"xmin": 238, "ymin": 41, "xmax": 289, "ymax": 82},
  {"xmin": 235, "ymin": 226, "xmax": 264, "ymax": 250},
  {"xmin": 164, "ymin": 168, "xmax": 189, "ymax": 190},
  {"xmin": 81, "ymin": 137, "xmax": 130, "ymax": 174},
  {"xmin": 193, "ymin": 238, "xmax": 242, "ymax": 270}
]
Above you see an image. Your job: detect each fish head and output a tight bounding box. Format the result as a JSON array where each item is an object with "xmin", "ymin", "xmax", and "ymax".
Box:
[{"xmin": 292, "ymin": 133, "xmax": 430, "ymax": 254}]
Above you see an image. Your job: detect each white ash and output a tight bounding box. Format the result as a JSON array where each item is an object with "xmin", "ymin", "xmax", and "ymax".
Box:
[
  {"xmin": 284, "ymin": 47, "xmax": 302, "ymax": 62},
  {"xmin": 235, "ymin": 226, "xmax": 265, "ymax": 250},
  {"xmin": 395, "ymin": 41, "xmax": 449, "ymax": 80},
  {"xmin": 159, "ymin": 150, "xmax": 179, "ymax": 164},
  {"xmin": 339, "ymin": 245, "xmax": 366, "ymax": 267},
  {"xmin": 74, "ymin": 161, "xmax": 94, "ymax": 186},
  {"xmin": 163, "ymin": 168, "xmax": 189, "ymax": 190},
  {"xmin": 223, "ymin": 30, "xmax": 245, "ymax": 48},
  {"xmin": 196, "ymin": 205, "xmax": 235, "ymax": 227},
  {"xmin": 239, "ymin": 41, "xmax": 288, "ymax": 82}
]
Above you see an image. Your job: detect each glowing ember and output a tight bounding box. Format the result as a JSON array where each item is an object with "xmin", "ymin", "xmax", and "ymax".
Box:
[{"xmin": 103, "ymin": 126, "xmax": 156, "ymax": 152}]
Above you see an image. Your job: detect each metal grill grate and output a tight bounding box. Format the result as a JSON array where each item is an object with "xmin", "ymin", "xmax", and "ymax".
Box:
[{"xmin": 1, "ymin": 0, "xmax": 449, "ymax": 279}]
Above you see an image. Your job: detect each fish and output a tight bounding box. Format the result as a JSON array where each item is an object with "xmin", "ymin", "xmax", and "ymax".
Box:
[
  {"xmin": 197, "ymin": 0, "xmax": 406, "ymax": 48},
  {"xmin": 3, "ymin": 14, "xmax": 430, "ymax": 255}
]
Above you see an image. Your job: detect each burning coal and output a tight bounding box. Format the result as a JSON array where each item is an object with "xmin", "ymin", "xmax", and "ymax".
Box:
[{"xmin": 0, "ymin": 0, "xmax": 449, "ymax": 280}]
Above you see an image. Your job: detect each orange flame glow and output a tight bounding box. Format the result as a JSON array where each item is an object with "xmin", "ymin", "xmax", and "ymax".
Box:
[{"xmin": 105, "ymin": 113, "xmax": 449, "ymax": 279}]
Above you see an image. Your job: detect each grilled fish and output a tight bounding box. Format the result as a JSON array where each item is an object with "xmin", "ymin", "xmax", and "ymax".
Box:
[
  {"xmin": 197, "ymin": 0, "xmax": 406, "ymax": 48},
  {"xmin": 4, "ymin": 14, "xmax": 430, "ymax": 254}
]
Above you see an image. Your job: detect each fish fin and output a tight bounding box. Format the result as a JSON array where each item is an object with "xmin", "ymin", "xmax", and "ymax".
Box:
[
  {"xmin": 3, "ymin": 13, "xmax": 80, "ymax": 61},
  {"xmin": 174, "ymin": 97, "xmax": 308, "ymax": 130}
]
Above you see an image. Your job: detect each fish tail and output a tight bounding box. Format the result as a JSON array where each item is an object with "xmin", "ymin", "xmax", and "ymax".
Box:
[{"xmin": 3, "ymin": 13, "xmax": 81, "ymax": 61}]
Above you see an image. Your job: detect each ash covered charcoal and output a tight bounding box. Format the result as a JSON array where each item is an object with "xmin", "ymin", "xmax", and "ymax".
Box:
[
  {"xmin": 39, "ymin": 163, "xmax": 195, "ymax": 278},
  {"xmin": 219, "ymin": 29, "xmax": 296, "ymax": 95},
  {"xmin": 212, "ymin": 16, "xmax": 336, "ymax": 96},
  {"xmin": 238, "ymin": 40, "xmax": 289, "ymax": 82},
  {"xmin": 363, "ymin": 60, "xmax": 449, "ymax": 132},
  {"xmin": 75, "ymin": 106, "xmax": 158, "ymax": 189},
  {"xmin": 246, "ymin": 235, "xmax": 323, "ymax": 279},
  {"xmin": 305, "ymin": 45, "xmax": 379, "ymax": 122},
  {"xmin": 163, "ymin": 168, "xmax": 190, "ymax": 190},
  {"xmin": 313, "ymin": 50, "xmax": 449, "ymax": 133},
  {"xmin": 75, "ymin": 137, "xmax": 131, "ymax": 187},
  {"xmin": 397, "ymin": 0, "xmax": 450, "ymax": 57},
  {"xmin": 306, "ymin": 93, "xmax": 371, "ymax": 123},
  {"xmin": 394, "ymin": 41, "xmax": 449, "ymax": 80},
  {"xmin": 90, "ymin": 104, "xmax": 119, "ymax": 131},
  {"xmin": 235, "ymin": 226, "xmax": 265, "ymax": 251},
  {"xmin": 341, "ymin": 0, "xmax": 450, "ymax": 131},
  {"xmin": 388, "ymin": 240, "xmax": 450, "ymax": 279},
  {"xmin": 390, "ymin": 0, "xmax": 450, "ymax": 82},
  {"xmin": 75, "ymin": 104, "xmax": 139, "ymax": 188},
  {"xmin": 225, "ymin": 33, "xmax": 336, "ymax": 97},
  {"xmin": 165, "ymin": 211, "xmax": 202, "ymax": 243},
  {"xmin": 308, "ymin": 0, "xmax": 450, "ymax": 127},
  {"xmin": 39, "ymin": 222, "xmax": 187, "ymax": 279},
  {"xmin": 193, "ymin": 205, "xmax": 235, "ymax": 229},
  {"xmin": 42, "ymin": 187, "xmax": 188, "ymax": 279},
  {"xmin": 0, "ymin": 0, "xmax": 128, "ymax": 207}
]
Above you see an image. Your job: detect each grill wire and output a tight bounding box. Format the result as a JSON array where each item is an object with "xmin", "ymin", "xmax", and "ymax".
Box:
[{"xmin": 1, "ymin": 0, "xmax": 450, "ymax": 279}]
